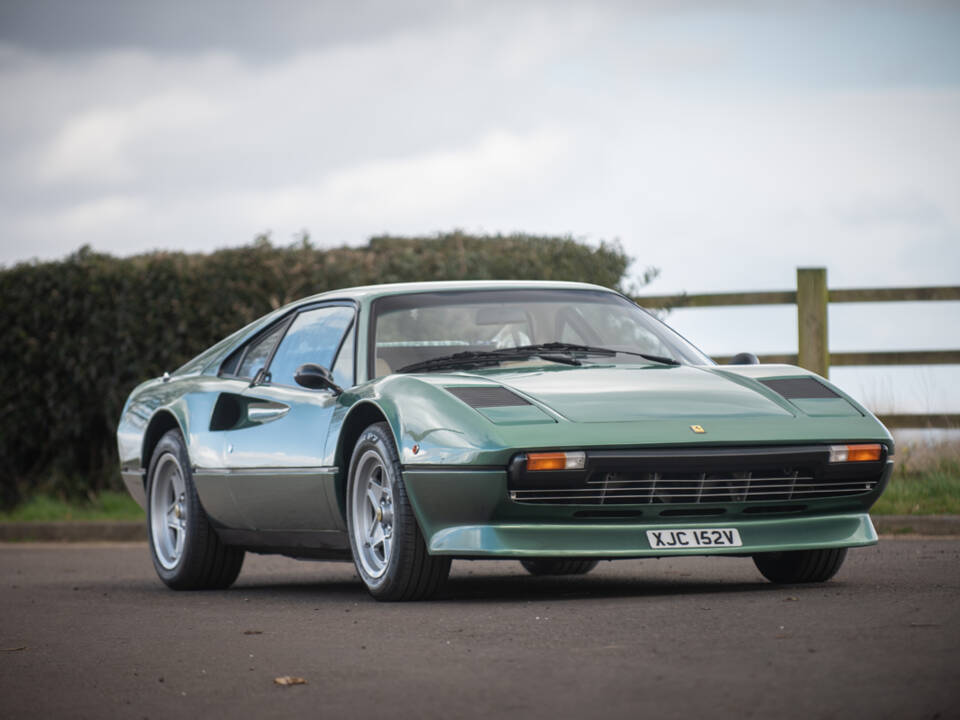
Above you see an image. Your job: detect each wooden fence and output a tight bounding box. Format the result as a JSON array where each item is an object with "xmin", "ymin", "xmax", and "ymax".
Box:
[{"xmin": 635, "ymin": 268, "xmax": 960, "ymax": 429}]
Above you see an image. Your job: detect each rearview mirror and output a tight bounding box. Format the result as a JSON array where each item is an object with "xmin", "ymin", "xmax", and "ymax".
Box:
[
  {"xmin": 294, "ymin": 363, "xmax": 343, "ymax": 394},
  {"xmin": 728, "ymin": 352, "xmax": 760, "ymax": 365}
]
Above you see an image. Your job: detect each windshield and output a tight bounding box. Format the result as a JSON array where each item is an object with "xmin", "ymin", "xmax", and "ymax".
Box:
[{"xmin": 369, "ymin": 289, "xmax": 712, "ymax": 377}]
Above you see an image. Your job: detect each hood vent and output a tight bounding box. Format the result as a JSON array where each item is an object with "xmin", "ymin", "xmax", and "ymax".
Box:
[
  {"xmin": 759, "ymin": 377, "xmax": 840, "ymax": 399},
  {"xmin": 445, "ymin": 386, "xmax": 531, "ymax": 408}
]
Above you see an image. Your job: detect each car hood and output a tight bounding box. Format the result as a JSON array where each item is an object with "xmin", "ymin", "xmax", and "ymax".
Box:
[
  {"xmin": 359, "ymin": 363, "xmax": 889, "ymax": 466},
  {"xmin": 441, "ymin": 364, "xmax": 808, "ymax": 422},
  {"xmin": 412, "ymin": 365, "xmax": 861, "ymax": 423}
]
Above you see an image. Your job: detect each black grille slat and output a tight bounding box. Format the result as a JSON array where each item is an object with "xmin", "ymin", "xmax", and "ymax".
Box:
[
  {"xmin": 759, "ymin": 377, "xmax": 840, "ymax": 399},
  {"xmin": 508, "ymin": 445, "xmax": 885, "ymax": 506},
  {"xmin": 445, "ymin": 386, "xmax": 530, "ymax": 408},
  {"xmin": 510, "ymin": 477, "xmax": 878, "ymax": 505}
]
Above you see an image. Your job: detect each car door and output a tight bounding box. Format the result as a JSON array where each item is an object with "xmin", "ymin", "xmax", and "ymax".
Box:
[{"xmin": 222, "ymin": 302, "xmax": 356, "ymax": 532}]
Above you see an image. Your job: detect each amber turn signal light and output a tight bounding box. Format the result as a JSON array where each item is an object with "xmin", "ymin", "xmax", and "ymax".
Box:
[
  {"xmin": 526, "ymin": 451, "xmax": 586, "ymax": 471},
  {"xmin": 829, "ymin": 443, "xmax": 883, "ymax": 463}
]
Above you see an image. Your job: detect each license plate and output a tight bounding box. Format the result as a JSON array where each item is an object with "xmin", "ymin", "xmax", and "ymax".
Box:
[{"xmin": 646, "ymin": 528, "xmax": 742, "ymax": 549}]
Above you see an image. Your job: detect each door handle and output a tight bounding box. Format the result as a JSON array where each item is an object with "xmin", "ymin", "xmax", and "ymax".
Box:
[{"xmin": 245, "ymin": 401, "xmax": 290, "ymax": 424}]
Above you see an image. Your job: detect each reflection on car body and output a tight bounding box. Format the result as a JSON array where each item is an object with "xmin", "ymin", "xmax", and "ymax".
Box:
[{"xmin": 117, "ymin": 281, "xmax": 893, "ymax": 600}]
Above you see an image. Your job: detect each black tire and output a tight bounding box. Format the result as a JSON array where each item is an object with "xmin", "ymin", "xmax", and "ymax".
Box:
[
  {"xmin": 146, "ymin": 429, "xmax": 244, "ymax": 590},
  {"xmin": 520, "ymin": 558, "xmax": 600, "ymax": 576},
  {"xmin": 753, "ymin": 548, "xmax": 847, "ymax": 584},
  {"xmin": 346, "ymin": 422, "xmax": 451, "ymax": 601}
]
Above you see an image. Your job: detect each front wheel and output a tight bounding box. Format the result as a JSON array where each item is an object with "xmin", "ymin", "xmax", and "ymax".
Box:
[
  {"xmin": 146, "ymin": 429, "xmax": 244, "ymax": 590},
  {"xmin": 346, "ymin": 423, "xmax": 450, "ymax": 601},
  {"xmin": 753, "ymin": 548, "xmax": 847, "ymax": 584}
]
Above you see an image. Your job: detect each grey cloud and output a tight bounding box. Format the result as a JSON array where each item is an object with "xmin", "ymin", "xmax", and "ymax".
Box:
[{"xmin": 0, "ymin": 0, "xmax": 452, "ymax": 58}]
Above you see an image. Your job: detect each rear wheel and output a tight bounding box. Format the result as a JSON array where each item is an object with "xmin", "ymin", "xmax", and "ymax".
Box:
[
  {"xmin": 346, "ymin": 422, "xmax": 450, "ymax": 601},
  {"xmin": 753, "ymin": 548, "xmax": 847, "ymax": 584},
  {"xmin": 520, "ymin": 559, "xmax": 599, "ymax": 576},
  {"xmin": 147, "ymin": 430, "xmax": 244, "ymax": 590}
]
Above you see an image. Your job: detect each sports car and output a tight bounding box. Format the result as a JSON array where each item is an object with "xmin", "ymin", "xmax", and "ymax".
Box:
[{"xmin": 117, "ymin": 280, "xmax": 894, "ymax": 600}]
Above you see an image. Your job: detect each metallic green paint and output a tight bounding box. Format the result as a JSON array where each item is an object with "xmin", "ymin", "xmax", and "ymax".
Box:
[
  {"xmin": 401, "ymin": 461, "xmax": 892, "ymax": 557},
  {"xmin": 117, "ymin": 280, "xmax": 894, "ymax": 562},
  {"xmin": 424, "ymin": 513, "xmax": 878, "ymax": 557}
]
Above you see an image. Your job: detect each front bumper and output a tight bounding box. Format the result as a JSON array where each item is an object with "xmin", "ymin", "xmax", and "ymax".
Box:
[
  {"xmin": 403, "ymin": 463, "xmax": 888, "ymax": 558},
  {"xmin": 424, "ymin": 512, "xmax": 877, "ymax": 557}
]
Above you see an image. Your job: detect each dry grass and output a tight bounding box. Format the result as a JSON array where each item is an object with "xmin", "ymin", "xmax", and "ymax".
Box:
[{"xmin": 872, "ymin": 439, "xmax": 960, "ymax": 515}]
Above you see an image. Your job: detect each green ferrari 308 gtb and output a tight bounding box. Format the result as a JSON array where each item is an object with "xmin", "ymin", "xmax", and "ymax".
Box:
[{"xmin": 117, "ymin": 281, "xmax": 893, "ymax": 600}]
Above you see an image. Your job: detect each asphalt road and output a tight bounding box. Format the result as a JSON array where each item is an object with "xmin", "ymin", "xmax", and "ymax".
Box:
[{"xmin": 1, "ymin": 540, "xmax": 957, "ymax": 720}]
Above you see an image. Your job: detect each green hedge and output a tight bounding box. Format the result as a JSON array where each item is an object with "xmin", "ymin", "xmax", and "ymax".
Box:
[{"xmin": 0, "ymin": 232, "xmax": 633, "ymax": 506}]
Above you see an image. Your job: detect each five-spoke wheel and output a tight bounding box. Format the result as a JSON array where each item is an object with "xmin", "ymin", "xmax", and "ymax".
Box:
[
  {"xmin": 346, "ymin": 423, "xmax": 450, "ymax": 601},
  {"xmin": 146, "ymin": 429, "xmax": 244, "ymax": 590},
  {"xmin": 149, "ymin": 452, "xmax": 188, "ymax": 570},
  {"xmin": 350, "ymin": 448, "xmax": 396, "ymax": 579}
]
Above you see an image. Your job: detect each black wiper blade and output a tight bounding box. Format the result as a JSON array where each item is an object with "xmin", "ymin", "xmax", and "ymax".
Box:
[
  {"xmin": 397, "ymin": 346, "xmax": 582, "ymax": 374},
  {"xmin": 509, "ymin": 342, "xmax": 616, "ymax": 357},
  {"xmin": 511, "ymin": 342, "xmax": 680, "ymax": 366},
  {"xmin": 395, "ymin": 342, "xmax": 678, "ymax": 374},
  {"xmin": 623, "ymin": 351, "xmax": 680, "ymax": 366},
  {"xmin": 396, "ymin": 351, "xmax": 507, "ymax": 374}
]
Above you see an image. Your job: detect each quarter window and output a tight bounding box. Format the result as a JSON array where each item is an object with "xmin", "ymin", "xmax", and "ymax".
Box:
[{"xmin": 232, "ymin": 322, "xmax": 288, "ymax": 380}]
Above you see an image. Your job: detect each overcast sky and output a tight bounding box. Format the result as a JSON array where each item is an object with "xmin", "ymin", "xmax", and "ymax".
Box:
[{"xmin": 1, "ymin": 0, "xmax": 958, "ymax": 414}]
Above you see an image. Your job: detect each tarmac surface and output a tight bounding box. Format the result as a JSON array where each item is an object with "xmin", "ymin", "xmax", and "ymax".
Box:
[
  {"xmin": 1, "ymin": 540, "xmax": 958, "ymax": 719},
  {"xmin": 3, "ymin": 513, "xmax": 958, "ymax": 542}
]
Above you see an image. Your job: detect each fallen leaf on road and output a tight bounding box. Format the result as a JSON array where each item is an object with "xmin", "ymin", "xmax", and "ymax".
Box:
[
  {"xmin": 4, "ymin": 646, "xmax": 27, "ymax": 652},
  {"xmin": 243, "ymin": 630, "xmax": 263, "ymax": 635},
  {"xmin": 274, "ymin": 676, "xmax": 307, "ymax": 686}
]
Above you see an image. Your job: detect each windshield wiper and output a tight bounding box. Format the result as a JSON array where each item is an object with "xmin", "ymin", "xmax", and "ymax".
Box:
[
  {"xmin": 512, "ymin": 343, "xmax": 679, "ymax": 366},
  {"xmin": 396, "ymin": 342, "xmax": 678, "ymax": 374},
  {"xmin": 397, "ymin": 348, "xmax": 581, "ymax": 374}
]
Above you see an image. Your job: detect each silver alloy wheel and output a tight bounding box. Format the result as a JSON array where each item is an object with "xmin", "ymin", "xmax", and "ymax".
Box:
[
  {"xmin": 150, "ymin": 453, "xmax": 187, "ymax": 570},
  {"xmin": 350, "ymin": 448, "xmax": 395, "ymax": 579}
]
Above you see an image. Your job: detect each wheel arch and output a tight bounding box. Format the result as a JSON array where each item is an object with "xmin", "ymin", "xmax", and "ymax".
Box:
[
  {"xmin": 333, "ymin": 401, "xmax": 398, "ymax": 522},
  {"xmin": 142, "ymin": 410, "xmax": 185, "ymax": 477}
]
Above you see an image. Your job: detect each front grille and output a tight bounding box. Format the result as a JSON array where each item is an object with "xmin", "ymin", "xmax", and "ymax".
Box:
[
  {"xmin": 508, "ymin": 445, "xmax": 885, "ymax": 506},
  {"xmin": 510, "ymin": 470, "xmax": 878, "ymax": 505}
]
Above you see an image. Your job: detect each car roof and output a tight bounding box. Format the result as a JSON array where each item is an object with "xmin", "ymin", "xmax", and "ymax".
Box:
[{"xmin": 294, "ymin": 279, "xmax": 619, "ymax": 305}]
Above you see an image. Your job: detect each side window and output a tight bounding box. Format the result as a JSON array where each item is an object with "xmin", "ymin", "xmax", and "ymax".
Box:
[
  {"xmin": 331, "ymin": 322, "xmax": 355, "ymax": 388},
  {"xmin": 267, "ymin": 305, "xmax": 354, "ymax": 387},
  {"xmin": 224, "ymin": 321, "xmax": 288, "ymax": 380}
]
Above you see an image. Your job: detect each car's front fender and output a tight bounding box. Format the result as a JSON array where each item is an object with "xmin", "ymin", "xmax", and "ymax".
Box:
[{"xmin": 333, "ymin": 376, "xmax": 511, "ymax": 468}]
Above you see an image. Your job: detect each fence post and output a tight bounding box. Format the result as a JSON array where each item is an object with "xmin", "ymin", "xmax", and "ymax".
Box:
[{"xmin": 796, "ymin": 267, "xmax": 829, "ymax": 377}]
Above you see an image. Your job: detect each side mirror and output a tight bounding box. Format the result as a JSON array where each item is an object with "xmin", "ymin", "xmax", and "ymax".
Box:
[
  {"xmin": 294, "ymin": 363, "xmax": 343, "ymax": 395},
  {"xmin": 728, "ymin": 352, "xmax": 760, "ymax": 365}
]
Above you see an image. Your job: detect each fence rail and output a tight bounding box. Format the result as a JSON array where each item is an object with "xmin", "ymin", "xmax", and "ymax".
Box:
[
  {"xmin": 635, "ymin": 268, "xmax": 960, "ymax": 430},
  {"xmin": 637, "ymin": 285, "xmax": 960, "ymax": 308},
  {"xmin": 710, "ymin": 350, "xmax": 960, "ymax": 367}
]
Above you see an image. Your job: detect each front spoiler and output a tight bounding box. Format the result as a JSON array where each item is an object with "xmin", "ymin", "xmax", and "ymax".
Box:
[{"xmin": 425, "ymin": 512, "xmax": 878, "ymax": 557}]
